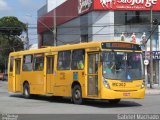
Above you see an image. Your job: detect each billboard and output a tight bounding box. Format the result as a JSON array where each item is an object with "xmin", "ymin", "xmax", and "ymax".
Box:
[{"xmin": 93, "ymin": 0, "xmax": 160, "ymax": 11}]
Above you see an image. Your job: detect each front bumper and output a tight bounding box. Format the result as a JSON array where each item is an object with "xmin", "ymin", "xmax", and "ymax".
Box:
[{"xmin": 101, "ymin": 88, "xmax": 145, "ymax": 100}]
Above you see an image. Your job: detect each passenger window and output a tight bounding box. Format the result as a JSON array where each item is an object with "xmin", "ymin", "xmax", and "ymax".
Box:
[
  {"xmin": 23, "ymin": 55, "xmax": 33, "ymax": 71},
  {"xmin": 57, "ymin": 51, "xmax": 71, "ymax": 70},
  {"xmin": 9, "ymin": 57, "xmax": 14, "ymax": 72},
  {"xmin": 71, "ymin": 49, "xmax": 85, "ymax": 70},
  {"xmin": 33, "ymin": 54, "xmax": 44, "ymax": 71}
]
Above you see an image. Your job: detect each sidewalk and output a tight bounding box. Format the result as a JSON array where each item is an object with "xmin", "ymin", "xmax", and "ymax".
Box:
[{"xmin": 146, "ymin": 84, "xmax": 160, "ymax": 95}]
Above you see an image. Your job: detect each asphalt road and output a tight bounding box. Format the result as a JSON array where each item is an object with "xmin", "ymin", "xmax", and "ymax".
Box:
[{"xmin": 0, "ymin": 81, "xmax": 160, "ymax": 114}]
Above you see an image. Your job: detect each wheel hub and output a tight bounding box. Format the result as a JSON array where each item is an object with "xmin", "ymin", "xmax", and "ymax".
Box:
[
  {"xmin": 25, "ymin": 88, "xmax": 28, "ymax": 96},
  {"xmin": 75, "ymin": 90, "xmax": 80, "ymax": 99}
]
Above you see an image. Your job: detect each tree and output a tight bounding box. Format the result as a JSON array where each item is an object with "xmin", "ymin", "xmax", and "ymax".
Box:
[
  {"xmin": 0, "ymin": 16, "xmax": 26, "ymax": 72},
  {"xmin": 0, "ymin": 16, "xmax": 26, "ymax": 36}
]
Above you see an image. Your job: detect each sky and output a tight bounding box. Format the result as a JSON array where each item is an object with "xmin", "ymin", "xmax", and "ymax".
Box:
[{"xmin": 0, "ymin": 0, "xmax": 47, "ymax": 44}]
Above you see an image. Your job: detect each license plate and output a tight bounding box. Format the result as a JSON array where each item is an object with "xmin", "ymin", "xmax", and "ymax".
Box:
[
  {"xmin": 112, "ymin": 82, "xmax": 126, "ymax": 87},
  {"xmin": 123, "ymin": 92, "xmax": 130, "ymax": 96}
]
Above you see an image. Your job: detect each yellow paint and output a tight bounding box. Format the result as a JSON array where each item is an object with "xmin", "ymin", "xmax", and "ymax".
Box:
[{"xmin": 8, "ymin": 41, "xmax": 145, "ymax": 100}]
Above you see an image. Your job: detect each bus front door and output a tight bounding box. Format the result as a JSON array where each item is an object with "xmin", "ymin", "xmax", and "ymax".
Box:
[
  {"xmin": 46, "ymin": 56, "xmax": 54, "ymax": 94},
  {"xmin": 87, "ymin": 53, "xmax": 99, "ymax": 96},
  {"xmin": 15, "ymin": 59, "xmax": 21, "ymax": 92}
]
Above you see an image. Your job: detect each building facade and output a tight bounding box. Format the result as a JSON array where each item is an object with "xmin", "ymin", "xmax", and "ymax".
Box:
[{"xmin": 37, "ymin": 0, "xmax": 160, "ymax": 86}]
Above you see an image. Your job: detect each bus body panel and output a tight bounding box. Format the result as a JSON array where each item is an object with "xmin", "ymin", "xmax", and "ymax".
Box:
[
  {"xmin": 100, "ymin": 79, "xmax": 145, "ymax": 99},
  {"xmin": 8, "ymin": 57, "xmax": 14, "ymax": 92},
  {"xmin": 108, "ymin": 80, "xmax": 143, "ymax": 91},
  {"xmin": 21, "ymin": 71, "xmax": 45, "ymax": 95},
  {"xmin": 8, "ymin": 72, "xmax": 15, "ymax": 92},
  {"xmin": 101, "ymin": 87, "xmax": 145, "ymax": 99},
  {"xmin": 45, "ymin": 52, "xmax": 57, "ymax": 94},
  {"xmin": 15, "ymin": 59, "xmax": 22, "ymax": 92}
]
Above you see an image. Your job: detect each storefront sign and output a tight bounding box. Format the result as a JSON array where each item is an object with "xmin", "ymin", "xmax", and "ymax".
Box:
[
  {"xmin": 78, "ymin": 0, "xmax": 93, "ymax": 14},
  {"xmin": 152, "ymin": 51, "xmax": 160, "ymax": 60},
  {"xmin": 95, "ymin": 0, "xmax": 160, "ymax": 11},
  {"xmin": 144, "ymin": 51, "xmax": 160, "ymax": 60},
  {"xmin": 38, "ymin": 0, "xmax": 160, "ymax": 34},
  {"xmin": 117, "ymin": 0, "xmax": 157, "ymax": 8}
]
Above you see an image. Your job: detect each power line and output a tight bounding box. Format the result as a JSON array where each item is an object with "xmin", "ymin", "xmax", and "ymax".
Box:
[
  {"xmin": 37, "ymin": 13, "xmax": 160, "ymax": 18},
  {"xmin": 0, "ymin": 23, "xmax": 157, "ymax": 30},
  {"xmin": 1, "ymin": 21, "xmax": 159, "ymax": 45}
]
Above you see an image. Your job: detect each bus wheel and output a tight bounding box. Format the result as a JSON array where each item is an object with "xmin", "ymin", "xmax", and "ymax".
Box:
[
  {"xmin": 108, "ymin": 99, "xmax": 121, "ymax": 104},
  {"xmin": 23, "ymin": 83, "xmax": 30, "ymax": 99},
  {"xmin": 72, "ymin": 85, "xmax": 82, "ymax": 104}
]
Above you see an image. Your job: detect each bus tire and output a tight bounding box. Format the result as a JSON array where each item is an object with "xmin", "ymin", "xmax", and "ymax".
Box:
[
  {"xmin": 72, "ymin": 85, "xmax": 82, "ymax": 105},
  {"xmin": 23, "ymin": 83, "xmax": 30, "ymax": 99},
  {"xmin": 108, "ymin": 99, "xmax": 121, "ymax": 104}
]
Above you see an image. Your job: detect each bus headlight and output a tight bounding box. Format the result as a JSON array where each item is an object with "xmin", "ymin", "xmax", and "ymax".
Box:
[
  {"xmin": 141, "ymin": 80, "xmax": 145, "ymax": 88},
  {"xmin": 103, "ymin": 78, "xmax": 110, "ymax": 89}
]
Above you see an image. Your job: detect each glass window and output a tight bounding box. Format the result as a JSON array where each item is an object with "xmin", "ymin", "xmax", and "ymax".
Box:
[
  {"xmin": 57, "ymin": 51, "xmax": 71, "ymax": 70},
  {"xmin": 9, "ymin": 57, "xmax": 14, "ymax": 72},
  {"xmin": 88, "ymin": 54, "xmax": 99, "ymax": 74},
  {"xmin": 47, "ymin": 56, "xmax": 54, "ymax": 74},
  {"xmin": 88, "ymin": 75, "xmax": 98, "ymax": 95},
  {"xmin": 71, "ymin": 49, "xmax": 85, "ymax": 70},
  {"xmin": 102, "ymin": 52, "xmax": 144, "ymax": 80},
  {"xmin": 23, "ymin": 55, "xmax": 33, "ymax": 71},
  {"xmin": 33, "ymin": 54, "xmax": 44, "ymax": 71},
  {"xmin": 16, "ymin": 59, "xmax": 21, "ymax": 74}
]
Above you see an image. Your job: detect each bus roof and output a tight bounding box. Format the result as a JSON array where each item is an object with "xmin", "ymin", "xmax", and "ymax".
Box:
[{"xmin": 9, "ymin": 40, "xmax": 141, "ymax": 56}]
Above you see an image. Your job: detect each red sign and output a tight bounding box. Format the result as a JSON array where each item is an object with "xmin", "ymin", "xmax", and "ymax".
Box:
[
  {"xmin": 93, "ymin": 0, "xmax": 160, "ymax": 11},
  {"xmin": 78, "ymin": 0, "xmax": 93, "ymax": 14},
  {"xmin": 38, "ymin": 0, "xmax": 160, "ymax": 34}
]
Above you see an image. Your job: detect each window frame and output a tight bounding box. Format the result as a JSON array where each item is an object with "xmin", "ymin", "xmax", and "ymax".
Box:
[
  {"xmin": 46, "ymin": 56, "xmax": 54, "ymax": 74},
  {"xmin": 71, "ymin": 49, "xmax": 85, "ymax": 70},
  {"xmin": 57, "ymin": 50, "xmax": 71, "ymax": 70},
  {"xmin": 9, "ymin": 56, "xmax": 14, "ymax": 72},
  {"xmin": 22, "ymin": 54, "xmax": 33, "ymax": 71},
  {"xmin": 33, "ymin": 54, "xmax": 44, "ymax": 71}
]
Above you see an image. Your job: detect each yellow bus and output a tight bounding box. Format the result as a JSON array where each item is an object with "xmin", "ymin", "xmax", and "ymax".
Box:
[{"xmin": 8, "ymin": 41, "xmax": 145, "ymax": 104}]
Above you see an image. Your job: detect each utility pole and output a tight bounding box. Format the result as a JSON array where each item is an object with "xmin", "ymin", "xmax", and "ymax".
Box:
[
  {"xmin": 26, "ymin": 23, "xmax": 29, "ymax": 50},
  {"xmin": 53, "ymin": 2, "xmax": 57, "ymax": 46},
  {"xmin": 142, "ymin": 33, "xmax": 148, "ymax": 86},
  {"xmin": 150, "ymin": 6, "xmax": 153, "ymax": 88}
]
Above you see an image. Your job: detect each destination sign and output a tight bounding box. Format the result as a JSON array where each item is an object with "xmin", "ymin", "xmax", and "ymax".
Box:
[{"xmin": 101, "ymin": 42, "xmax": 141, "ymax": 50}]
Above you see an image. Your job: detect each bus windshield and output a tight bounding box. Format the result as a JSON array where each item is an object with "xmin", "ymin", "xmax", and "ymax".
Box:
[{"xmin": 102, "ymin": 52, "xmax": 144, "ymax": 80}]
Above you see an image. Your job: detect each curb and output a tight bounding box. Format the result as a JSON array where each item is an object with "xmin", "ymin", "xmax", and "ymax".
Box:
[{"xmin": 145, "ymin": 89, "xmax": 160, "ymax": 95}]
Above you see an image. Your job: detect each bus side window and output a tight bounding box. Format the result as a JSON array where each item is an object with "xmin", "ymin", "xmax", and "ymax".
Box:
[
  {"xmin": 71, "ymin": 49, "xmax": 85, "ymax": 70},
  {"xmin": 33, "ymin": 54, "xmax": 44, "ymax": 71},
  {"xmin": 23, "ymin": 55, "xmax": 33, "ymax": 71},
  {"xmin": 9, "ymin": 57, "xmax": 14, "ymax": 72},
  {"xmin": 57, "ymin": 51, "xmax": 71, "ymax": 70}
]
